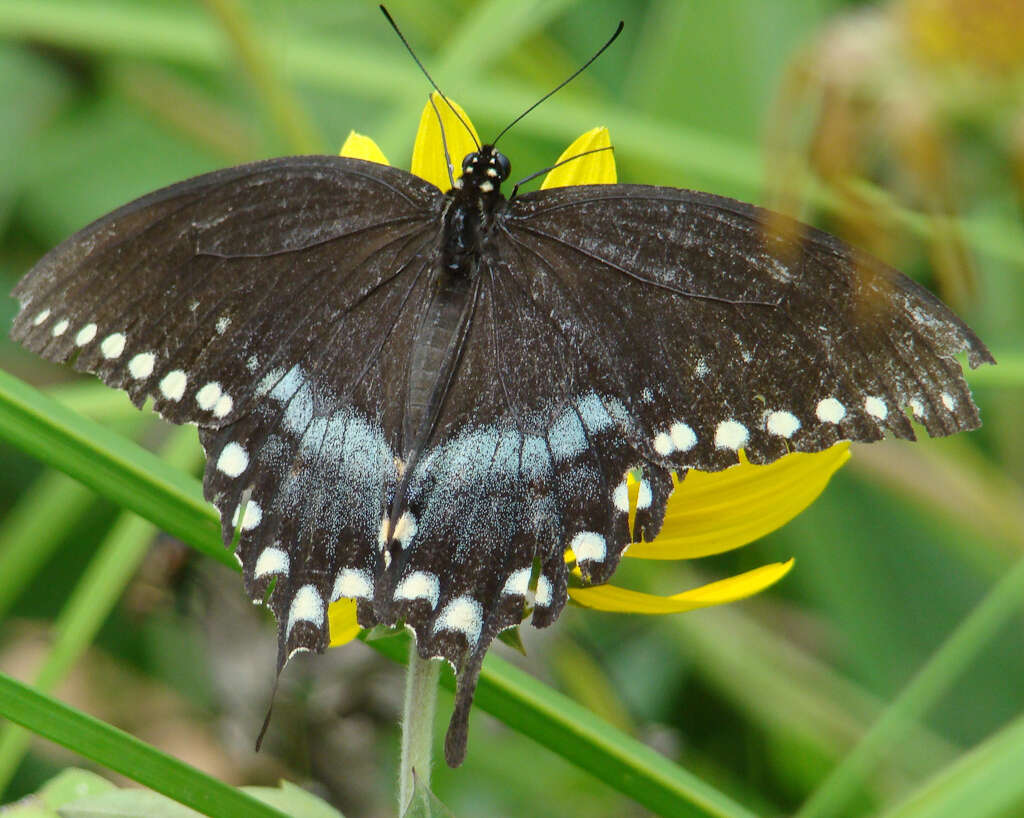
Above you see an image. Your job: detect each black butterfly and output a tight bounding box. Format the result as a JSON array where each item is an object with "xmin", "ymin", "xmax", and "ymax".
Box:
[{"xmin": 9, "ymin": 97, "xmax": 994, "ymax": 764}]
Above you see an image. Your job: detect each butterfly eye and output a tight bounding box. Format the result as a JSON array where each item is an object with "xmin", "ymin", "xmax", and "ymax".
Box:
[{"xmin": 494, "ymin": 151, "xmax": 511, "ymax": 181}]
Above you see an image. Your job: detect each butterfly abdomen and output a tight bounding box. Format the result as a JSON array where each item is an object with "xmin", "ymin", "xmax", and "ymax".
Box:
[{"xmin": 403, "ymin": 267, "xmax": 475, "ymax": 455}]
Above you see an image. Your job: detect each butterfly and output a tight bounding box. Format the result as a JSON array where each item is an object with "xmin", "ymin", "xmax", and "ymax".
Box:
[{"xmin": 8, "ymin": 34, "xmax": 993, "ymax": 768}]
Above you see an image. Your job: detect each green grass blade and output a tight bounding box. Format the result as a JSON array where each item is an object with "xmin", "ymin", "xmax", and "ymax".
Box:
[
  {"xmin": 0, "ymin": 470, "xmax": 94, "ymax": 619},
  {"xmin": 0, "ymin": 426, "xmax": 204, "ymax": 792},
  {"xmin": 880, "ymin": 713, "xmax": 1024, "ymax": 818},
  {"xmin": 367, "ymin": 631, "xmax": 759, "ymax": 818},
  {"xmin": 0, "ymin": 672, "xmax": 291, "ymax": 818},
  {"xmin": 0, "ymin": 369, "xmax": 226, "ymax": 567},
  {"xmin": 796, "ymin": 550, "xmax": 1024, "ymax": 818}
]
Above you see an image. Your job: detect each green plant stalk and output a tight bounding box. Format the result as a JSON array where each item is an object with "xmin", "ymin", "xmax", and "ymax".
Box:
[
  {"xmin": 0, "ymin": 370, "xmax": 759, "ymax": 818},
  {"xmin": 366, "ymin": 630, "xmax": 759, "ymax": 818},
  {"xmin": 796, "ymin": 550, "xmax": 1024, "ymax": 818},
  {"xmin": 0, "ymin": 471, "xmax": 94, "ymax": 619},
  {"xmin": 0, "ymin": 0, "xmax": 1021, "ymax": 267},
  {"xmin": 399, "ymin": 646, "xmax": 441, "ymax": 813},
  {"xmin": 0, "ymin": 426, "xmax": 203, "ymax": 793},
  {"xmin": 0, "ymin": 672, "xmax": 291, "ymax": 818},
  {"xmin": 880, "ymin": 711, "xmax": 1024, "ymax": 818}
]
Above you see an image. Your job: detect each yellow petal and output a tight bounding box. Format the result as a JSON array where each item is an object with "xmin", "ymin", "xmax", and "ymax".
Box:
[
  {"xmin": 339, "ymin": 131, "xmax": 390, "ymax": 165},
  {"xmin": 410, "ymin": 92, "xmax": 480, "ymax": 191},
  {"xmin": 327, "ymin": 598, "xmax": 361, "ymax": 647},
  {"xmin": 627, "ymin": 443, "xmax": 850, "ymax": 560},
  {"xmin": 541, "ymin": 126, "xmax": 616, "ymax": 189},
  {"xmin": 568, "ymin": 559, "xmax": 794, "ymax": 613}
]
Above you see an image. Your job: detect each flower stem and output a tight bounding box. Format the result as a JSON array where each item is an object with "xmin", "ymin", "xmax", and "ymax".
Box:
[{"xmin": 399, "ymin": 641, "xmax": 440, "ymax": 814}]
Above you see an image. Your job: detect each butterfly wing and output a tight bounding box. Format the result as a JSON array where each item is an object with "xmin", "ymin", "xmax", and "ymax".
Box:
[{"xmin": 11, "ymin": 155, "xmax": 446, "ymax": 661}]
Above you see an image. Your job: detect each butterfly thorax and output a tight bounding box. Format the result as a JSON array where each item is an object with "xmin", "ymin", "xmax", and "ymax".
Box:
[{"xmin": 441, "ymin": 145, "xmax": 510, "ymax": 277}]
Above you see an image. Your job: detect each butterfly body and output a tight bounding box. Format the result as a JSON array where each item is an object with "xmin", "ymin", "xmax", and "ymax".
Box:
[{"xmin": 10, "ymin": 147, "xmax": 993, "ymax": 765}]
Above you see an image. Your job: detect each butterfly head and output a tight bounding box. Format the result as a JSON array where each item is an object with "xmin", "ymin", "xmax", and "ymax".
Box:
[{"xmin": 455, "ymin": 146, "xmax": 510, "ymax": 196}]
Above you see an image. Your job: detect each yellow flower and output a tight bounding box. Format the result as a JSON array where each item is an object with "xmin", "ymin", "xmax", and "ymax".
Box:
[{"xmin": 328, "ymin": 93, "xmax": 850, "ymax": 645}]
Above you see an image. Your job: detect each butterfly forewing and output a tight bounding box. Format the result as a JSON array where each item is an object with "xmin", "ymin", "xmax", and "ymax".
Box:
[{"xmin": 499, "ymin": 184, "xmax": 992, "ymax": 474}]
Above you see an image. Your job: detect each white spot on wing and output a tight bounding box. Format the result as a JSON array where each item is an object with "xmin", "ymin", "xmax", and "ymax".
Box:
[
  {"xmin": 909, "ymin": 398, "xmax": 925, "ymax": 419},
  {"xmin": 196, "ymin": 382, "xmax": 222, "ymax": 411},
  {"xmin": 571, "ymin": 531, "xmax": 607, "ymax": 563},
  {"xmin": 393, "ymin": 511, "xmax": 418, "ymax": 547},
  {"xmin": 395, "ymin": 571, "xmax": 440, "ymax": 609},
  {"xmin": 128, "ymin": 352, "xmax": 155, "ymax": 379},
  {"xmin": 287, "ymin": 585, "xmax": 324, "ymax": 636},
  {"xmin": 232, "ymin": 501, "xmax": 262, "ymax": 531},
  {"xmin": 865, "ymin": 396, "xmax": 888, "ymax": 420},
  {"xmin": 101, "ymin": 333, "xmax": 126, "ymax": 359},
  {"xmin": 333, "ymin": 568, "xmax": 373, "ymax": 601},
  {"xmin": 653, "ymin": 431, "xmax": 673, "ymax": 456},
  {"xmin": 159, "ymin": 370, "xmax": 187, "ymax": 401},
  {"xmin": 33, "ymin": 309, "xmax": 51, "ymax": 326},
  {"xmin": 217, "ymin": 441, "xmax": 248, "ymax": 477},
  {"xmin": 636, "ymin": 479, "xmax": 652, "ymax": 510},
  {"xmin": 816, "ymin": 397, "xmax": 846, "ymax": 423},
  {"xmin": 670, "ymin": 422, "xmax": 697, "ymax": 452},
  {"xmin": 941, "ymin": 392, "xmax": 956, "ymax": 411},
  {"xmin": 714, "ymin": 419, "xmax": 749, "ymax": 450},
  {"xmin": 215, "ymin": 315, "xmax": 231, "ymax": 334},
  {"xmin": 502, "ymin": 567, "xmax": 532, "ymax": 596},
  {"xmin": 75, "ymin": 323, "xmax": 97, "ymax": 346},
  {"xmin": 766, "ymin": 410, "xmax": 800, "ymax": 438},
  {"xmin": 612, "ymin": 479, "xmax": 629, "ymax": 513},
  {"xmin": 213, "ymin": 394, "xmax": 233, "ymax": 418},
  {"xmin": 433, "ymin": 596, "xmax": 483, "ymax": 645},
  {"xmin": 254, "ymin": 546, "xmax": 288, "ymax": 579},
  {"xmin": 52, "ymin": 318, "xmax": 69, "ymax": 336},
  {"xmin": 535, "ymin": 576, "xmax": 552, "ymax": 607}
]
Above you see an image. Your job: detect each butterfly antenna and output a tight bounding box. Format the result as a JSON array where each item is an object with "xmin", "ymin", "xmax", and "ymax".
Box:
[
  {"xmin": 492, "ymin": 20, "xmax": 624, "ymax": 147},
  {"xmin": 380, "ymin": 5, "xmax": 480, "ymax": 150},
  {"xmin": 509, "ymin": 145, "xmax": 614, "ymax": 199},
  {"xmin": 428, "ymin": 94, "xmax": 457, "ymax": 187}
]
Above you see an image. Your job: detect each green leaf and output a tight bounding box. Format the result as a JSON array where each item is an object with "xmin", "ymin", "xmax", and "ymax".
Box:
[
  {"xmin": 59, "ymin": 789, "xmax": 206, "ymax": 817},
  {"xmin": 0, "ymin": 673, "xmax": 291, "ymax": 818},
  {"xmin": 40, "ymin": 770, "xmax": 117, "ymax": 808},
  {"xmin": 57, "ymin": 781, "xmax": 345, "ymax": 818},
  {"xmin": 2, "ymin": 769, "xmax": 117, "ymax": 817},
  {"xmin": 401, "ymin": 775, "xmax": 455, "ymax": 818},
  {"xmin": 241, "ymin": 781, "xmax": 346, "ymax": 818},
  {"xmin": 496, "ymin": 625, "xmax": 526, "ymax": 655}
]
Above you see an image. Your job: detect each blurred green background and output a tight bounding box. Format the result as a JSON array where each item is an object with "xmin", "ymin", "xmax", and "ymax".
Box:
[{"xmin": 1, "ymin": 0, "xmax": 1022, "ymax": 816}]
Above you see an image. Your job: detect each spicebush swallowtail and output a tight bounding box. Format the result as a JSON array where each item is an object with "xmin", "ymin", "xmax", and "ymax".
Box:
[{"xmin": 9, "ymin": 49, "xmax": 993, "ymax": 768}]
